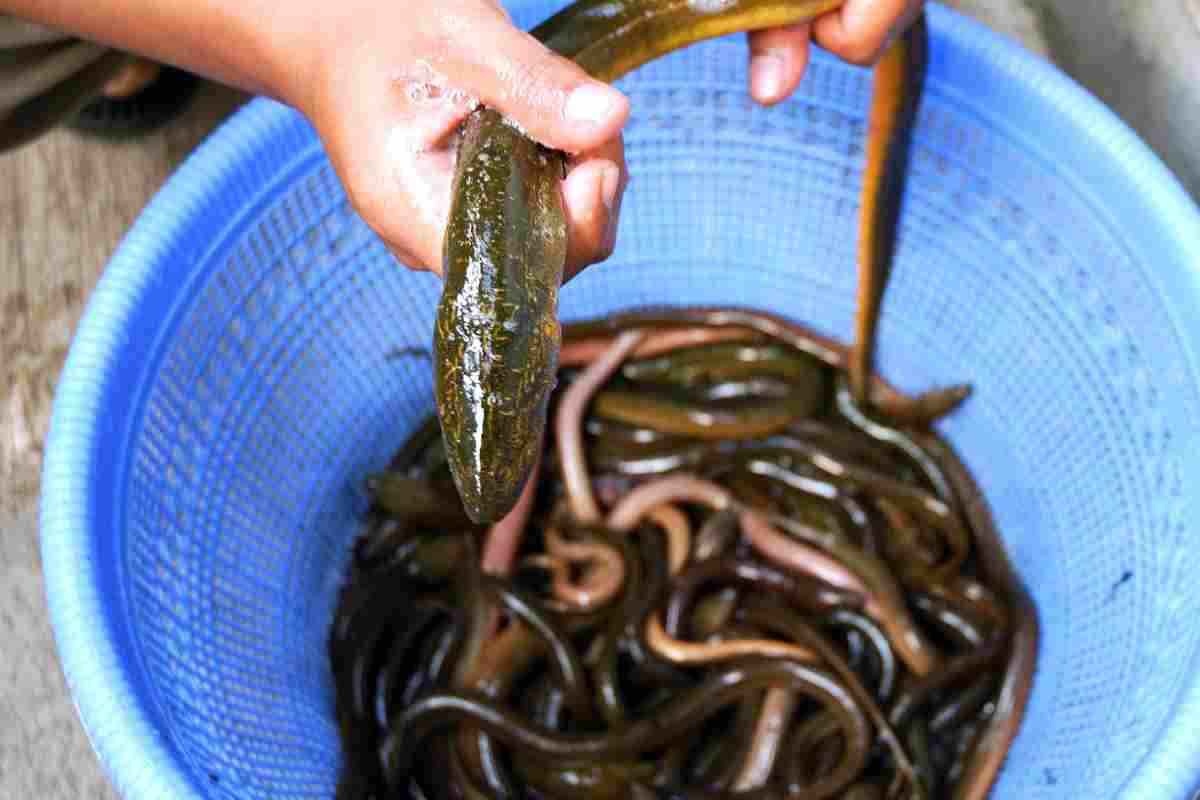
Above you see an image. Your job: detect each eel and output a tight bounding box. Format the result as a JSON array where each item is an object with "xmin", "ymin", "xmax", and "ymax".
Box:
[{"xmin": 435, "ymin": 0, "xmax": 933, "ymax": 525}]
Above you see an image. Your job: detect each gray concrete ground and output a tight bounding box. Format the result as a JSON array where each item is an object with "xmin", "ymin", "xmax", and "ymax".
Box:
[
  {"xmin": 1034, "ymin": 0, "xmax": 1200, "ymax": 198},
  {"xmin": 946, "ymin": 0, "xmax": 1200, "ymax": 200},
  {"xmin": 1, "ymin": 500, "xmax": 123, "ymax": 798},
  {"xmin": 2, "ymin": 2, "xmax": 1195, "ymax": 798}
]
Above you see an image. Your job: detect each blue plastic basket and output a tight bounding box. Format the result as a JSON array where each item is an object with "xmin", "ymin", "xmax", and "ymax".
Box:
[{"xmin": 40, "ymin": 2, "xmax": 1200, "ymax": 798}]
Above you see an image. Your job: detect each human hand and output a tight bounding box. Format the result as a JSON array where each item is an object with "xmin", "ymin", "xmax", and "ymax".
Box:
[
  {"xmin": 293, "ymin": 0, "xmax": 629, "ymax": 281},
  {"xmin": 293, "ymin": 0, "xmax": 923, "ymax": 280},
  {"xmin": 747, "ymin": 0, "xmax": 925, "ymax": 104},
  {"xmin": 5, "ymin": 0, "xmax": 922, "ymax": 281}
]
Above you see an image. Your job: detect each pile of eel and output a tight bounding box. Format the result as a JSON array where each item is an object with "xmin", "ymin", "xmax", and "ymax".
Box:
[
  {"xmin": 330, "ymin": 1, "xmax": 1038, "ymax": 797},
  {"xmin": 332, "ymin": 307, "xmax": 1037, "ymax": 799},
  {"xmin": 435, "ymin": 0, "xmax": 867, "ymax": 526}
]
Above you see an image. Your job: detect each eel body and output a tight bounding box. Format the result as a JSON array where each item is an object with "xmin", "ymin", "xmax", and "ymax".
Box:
[{"xmin": 435, "ymin": 0, "xmax": 926, "ymax": 524}]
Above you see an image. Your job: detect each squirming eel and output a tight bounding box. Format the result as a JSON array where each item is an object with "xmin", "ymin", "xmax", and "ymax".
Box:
[{"xmin": 434, "ymin": 0, "xmax": 941, "ymax": 523}]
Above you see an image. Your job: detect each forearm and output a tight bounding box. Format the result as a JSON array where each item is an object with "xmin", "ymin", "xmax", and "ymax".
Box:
[{"xmin": 0, "ymin": 0, "xmax": 312, "ymax": 106}]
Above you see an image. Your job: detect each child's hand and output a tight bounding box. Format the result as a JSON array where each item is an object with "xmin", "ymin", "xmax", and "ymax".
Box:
[{"xmin": 748, "ymin": 0, "xmax": 925, "ymax": 104}]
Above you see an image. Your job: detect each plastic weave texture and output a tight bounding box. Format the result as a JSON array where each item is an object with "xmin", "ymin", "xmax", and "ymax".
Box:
[{"xmin": 40, "ymin": 3, "xmax": 1200, "ymax": 799}]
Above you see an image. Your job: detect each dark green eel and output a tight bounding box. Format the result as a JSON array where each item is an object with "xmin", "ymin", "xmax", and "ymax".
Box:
[{"xmin": 434, "ymin": 0, "xmax": 939, "ymax": 524}]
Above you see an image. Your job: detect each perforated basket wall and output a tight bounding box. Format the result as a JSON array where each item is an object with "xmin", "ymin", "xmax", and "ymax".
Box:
[{"xmin": 41, "ymin": 3, "xmax": 1200, "ymax": 799}]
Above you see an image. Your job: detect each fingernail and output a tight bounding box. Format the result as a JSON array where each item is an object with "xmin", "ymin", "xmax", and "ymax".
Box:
[
  {"xmin": 564, "ymin": 83, "xmax": 620, "ymax": 125},
  {"xmin": 750, "ymin": 53, "xmax": 786, "ymax": 100},
  {"xmin": 600, "ymin": 164, "xmax": 620, "ymax": 211}
]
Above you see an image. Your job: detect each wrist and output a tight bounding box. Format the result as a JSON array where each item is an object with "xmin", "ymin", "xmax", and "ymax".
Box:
[{"xmin": 238, "ymin": 1, "xmax": 324, "ymax": 111}]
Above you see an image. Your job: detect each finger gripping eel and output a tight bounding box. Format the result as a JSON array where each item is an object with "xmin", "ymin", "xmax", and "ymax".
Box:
[{"xmin": 434, "ymin": 0, "xmax": 847, "ymax": 524}]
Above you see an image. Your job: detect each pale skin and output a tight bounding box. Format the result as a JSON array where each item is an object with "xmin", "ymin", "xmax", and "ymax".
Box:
[{"xmin": 4, "ymin": 0, "xmax": 921, "ymax": 279}]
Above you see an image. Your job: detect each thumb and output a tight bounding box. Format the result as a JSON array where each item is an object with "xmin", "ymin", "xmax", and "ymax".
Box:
[{"xmin": 438, "ymin": 6, "xmax": 629, "ymax": 153}]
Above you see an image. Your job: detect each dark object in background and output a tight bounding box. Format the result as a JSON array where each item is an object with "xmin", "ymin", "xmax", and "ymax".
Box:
[{"xmin": 68, "ymin": 66, "xmax": 199, "ymax": 139}]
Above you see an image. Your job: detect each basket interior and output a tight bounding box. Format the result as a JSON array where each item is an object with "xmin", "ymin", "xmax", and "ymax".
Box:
[{"xmin": 83, "ymin": 13, "xmax": 1200, "ymax": 800}]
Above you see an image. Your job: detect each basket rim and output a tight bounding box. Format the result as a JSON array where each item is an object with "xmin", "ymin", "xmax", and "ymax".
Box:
[{"xmin": 39, "ymin": 3, "xmax": 1200, "ymax": 799}]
